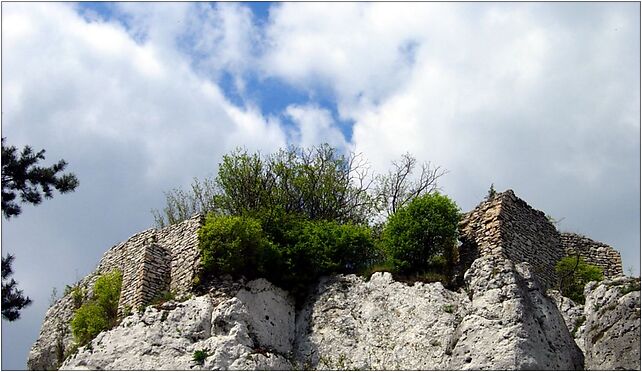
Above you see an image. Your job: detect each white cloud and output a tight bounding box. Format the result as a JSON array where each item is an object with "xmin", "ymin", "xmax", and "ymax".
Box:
[
  {"xmin": 2, "ymin": 2, "xmax": 286, "ymax": 186},
  {"xmin": 259, "ymin": 2, "xmax": 640, "ymax": 275},
  {"xmin": 285, "ymin": 105, "xmax": 348, "ymax": 150}
]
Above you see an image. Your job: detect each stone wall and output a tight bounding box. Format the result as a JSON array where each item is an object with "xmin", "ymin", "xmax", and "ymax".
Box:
[
  {"xmin": 156, "ymin": 214, "xmax": 204, "ymax": 297},
  {"xmin": 560, "ymin": 233, "xmax": 623, "ymax": 278},
  {"xmin": 28, "ymin": 215, "xmax": 204, "ymax": 369},
  {"xmin": 92, "ymin": 214, "xmax": 203, "ymax": 313},
  {"xmin": 458, "ymin": 190, "xmax": 564, "ymax": 288}
]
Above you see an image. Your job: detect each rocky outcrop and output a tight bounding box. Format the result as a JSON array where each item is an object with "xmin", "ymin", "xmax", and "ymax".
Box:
[
  {"xmin": 28, "ymin": 190, "xmax": 638, "ymax": 370},
  {"xmin": 579, "ymin": 277, "xmax": 641, "ymax": 370},
  {"xmin": 293, "ymin": 255, "xmax": 582, "ymax": 370},
  {"xmin": 550, "ymin": 277, "xmax": 641, "ymax": 371},
  {"xmin": 60, "ymin": 255, "xmax": 587, "ymax": 370},
  {"xmin": 293, "ymin": 272, "xmax": 467, "ymax": 370},
  {"xmin": 454, "ymin": 255, "xmax": 583, "ymax": 370},
  {"xmin": 62, "ymin": 278, "xmax": 295, "ymax": 370}
]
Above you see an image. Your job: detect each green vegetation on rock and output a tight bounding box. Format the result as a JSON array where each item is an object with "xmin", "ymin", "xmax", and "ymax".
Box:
[
  {"xmin": 176, "ymin": 145, "xmax": 459, "ymax": 300},
  {"xmin": 70, "ymin": 270, "xmax": 122, "ymax": 346},
  {"xmin": 556, "ymin": 256, "xmax": 604, "ymax": 304},
  {"xmin": 382, "ymin": 193, "xmax": 460, "ymax": 278}
]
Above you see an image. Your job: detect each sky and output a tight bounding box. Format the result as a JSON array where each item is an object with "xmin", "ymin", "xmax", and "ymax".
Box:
[{"xmin": 1, "ymin": 2, "xmax": 640, "ymax": 369}]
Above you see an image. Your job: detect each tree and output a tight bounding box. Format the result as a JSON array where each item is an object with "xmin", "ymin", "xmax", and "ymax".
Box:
[
  {"xmin": 217, "ymin": 145, "xmax": 377, "ymax": 224},
  {"xmin": 556, "ymin": 256, "xmax": 604, "ymax": 304},
  {"xmin": 1, "ymin": 137, "xmax": 79, "ymax": 321},
  {"xmin": 486, "ymin": 183, "xmax": 496, "ymax": 200},
  {"xmin": 2, "ymin": 254, "xmax": 32, "ymax": 321},
  {"xmin": 2, "ymin": 137, "xmax": 79, "ymax": 218},
  {"xmin": 153, "ymin": 144, "xmax": 380, "ymax": 227},
  {"xmin": 382, "ymin": 193, "xmax": 460, "ymax": 277},
  {"xmin": 375, "ymin": 153, "xmax": 446, "ymax": 217}
]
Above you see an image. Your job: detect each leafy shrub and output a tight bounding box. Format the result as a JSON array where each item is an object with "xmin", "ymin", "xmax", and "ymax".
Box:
[
  {"xmin": 278, "ymin": 219, "xmax": 377, "ymax": 298},
  {"xmin": 199, "ymin": 214, "xmax": 274, "ymax": 280},
  {"xmin": 198, "ymin": 213, "xmax": 377, "ymax": 304},
  {"xmin": 70, "ymin": 302, "xmax": 110, "ymax": 346},
  {"xmin": 70, "ymin": 270, "xmax": 122, "ymax": 346},
  {"xmin": 70, "ymin": 286, "xmax": 86, "ymax": 309},
  {"xmin": 288, "ymin": 220, "xmax": 376, "ymax": 274},
  {"xmin": 382, "ymin": 193, "xmax": 460, "ymax": 277},
  {"xmin": 93, "ymin": 271, "xmax": 122, "ymax": 321},
  {"xmin": 556, "ymin": 256, "xmax": 604, "ymax": 304}
]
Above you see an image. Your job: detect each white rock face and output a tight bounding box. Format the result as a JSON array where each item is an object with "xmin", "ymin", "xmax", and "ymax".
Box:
[
  {"xmin": 294, "ymin": 255, "xmax": 583, "ymax": 370},
  {"xmin": 61, "ymin": 279, "xmax": 295, "ymax": 370},
  {"xmin": 579, "ymin": 276, "xmax": 641, "ymax": 370},
  {"xmin": 294, "ymin": 271, "xmax": 467, "ymax": 369},
  {"xmin": 37, "ymin": 255, "xmax": 638, "ymax": 371},
  {"xmin": 451, "ymin": 256, "xmax": 583, "ymax": 370}
]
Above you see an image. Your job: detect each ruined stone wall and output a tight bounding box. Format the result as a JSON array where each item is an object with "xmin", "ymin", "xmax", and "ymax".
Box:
[
  {"xmin": 560, "ymin": 233, "xmax": 623, "ymax": 278},
  {"xmin": 156, "ymin": 214, "xmax": 204, "ymax": 297},
  {"xmin": 91, "ymin": 215, "xmax": 203, "ymax": 313},
  {"xmin": 458, "ymin": 190, "xmax": 564, "ymax": 288},
  {"xmin": 497, "ymin": 191, "xmax": 564, "ymax": 288},
  {"xmin": 456, "ymin": 195, "xmax": 503, "ymax": 280},
  {"xmin": 28, "ymin": 216, "xmax": 204, "ymax": 369},
  {"xmin": 117, "ymin": 236, "xmax": 150, "ymax": 313},
  {"xmin": 138, "ymin": 243, "xmax": 172, "ymax": 306}
]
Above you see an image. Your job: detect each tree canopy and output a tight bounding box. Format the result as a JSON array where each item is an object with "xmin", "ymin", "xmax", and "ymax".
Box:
[
  {"xmin": 1, "ymin": 254, "xmax": 32, "ymax": 321},
  {"xmin": 153, "ymin": 144, "xmax": 445, "ymax": 228},
  {"xmin": 186, "ymin": 144, "xmax": 456, "ymax": 302},
  {"xmin": 1, "ymin": 137, "xmax": 79, "ymax": 321},
  {"xmin": 2, "ymin": 137, "xmax": 79, "ymax": 219}
]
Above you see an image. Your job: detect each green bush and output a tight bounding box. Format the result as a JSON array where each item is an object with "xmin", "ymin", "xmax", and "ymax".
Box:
[
  {"xmin": 382, "ymin": 193, "xmax": 460, "ymax": 277},
  {"xmin": 556, "ymin": 256, "xmax": 604, "ymax": 304},
  {"xmin": 70, "ymin": 302, "xmax": 109, "ymax": 346},
  {"xmin": 93, "ymin": 271, "xmax": 122, "ymax": 320},
  {"xmin": 199, "ymin": 214, "xmax": 275, "ymax": 280},
  {"xmin": 278, "ymin": 219, "xmax": 377, "ymax": 297},
  {"xmin": 198, "ymin": 212, "xmax": 378, "ymax": 303},
  {"xmin": 70, "ymin": 270, "xmax": 122, "ymax": 346},
  {"xmin": 288, "ymin": 220, "xmax": 376, "ymax": 274}
]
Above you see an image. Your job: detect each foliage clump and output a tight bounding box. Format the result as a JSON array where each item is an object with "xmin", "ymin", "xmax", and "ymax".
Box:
[
  {"xmin": 193, "ymin": 349, "xmax": 209, "ymax": 365},
  {"xmin": 555, "ymin": 256, "xmax": 604, "ymax": 304},
  {"xmin": 198, "ymin": 213, "xmax": 377, "ymax": 302},
  {"xmin": 382, "ymin": 193, "xmax": 460, "ymax": 278},
  {"xmin": 1, "ymin": 254, "xmax": 32, "ymax": 321},
  {"xmin": 70, "ymin": 270, "xmax": 122, "ymax": 346},
  {"xmin": 199, "ymin": 215, "xmax": 274, "ymax": 280},
  {"xmin": 171, "ymin": 144, "xmax": 458, "ymax": 301}
]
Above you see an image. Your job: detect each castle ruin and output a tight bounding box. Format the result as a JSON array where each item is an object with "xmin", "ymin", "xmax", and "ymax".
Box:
[
  {"xmin": 27, "ymin": 189, "xmax": 627, "ymax": 370},
  {"xmin": 96, "ymin": 190, "xmax": 625, "ymax": 310},
  {"xmin": 458, "ymin": 190, "xmax": 623, "ymax": 288}
]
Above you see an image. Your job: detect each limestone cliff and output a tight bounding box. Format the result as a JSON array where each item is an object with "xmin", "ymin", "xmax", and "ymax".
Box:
[{"xmin": 52, "ymin": 255, "xmax": 638, "ymax": 370}]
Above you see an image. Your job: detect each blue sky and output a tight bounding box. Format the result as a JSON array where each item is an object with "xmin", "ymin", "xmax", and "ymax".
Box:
[
  {"xmin": 75, "ymin": 1, "xmax": 355, "ymax": 141},
  {"xmin": 2, "ymin": 2, "xmax": 640, "ymax": 369}
]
